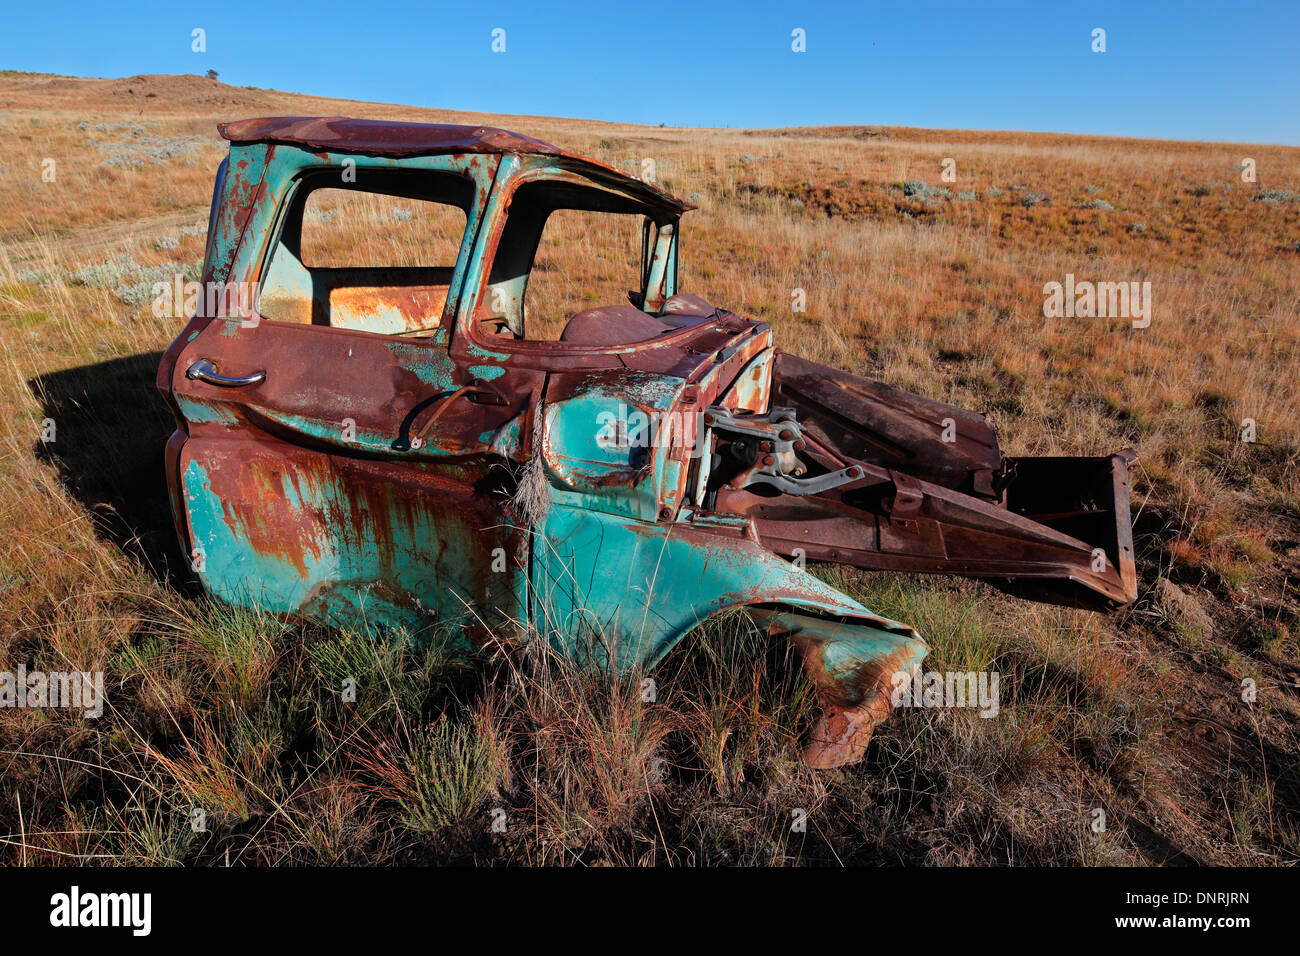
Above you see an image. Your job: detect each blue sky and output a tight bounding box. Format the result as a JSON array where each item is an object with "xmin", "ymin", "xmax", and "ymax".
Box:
[{"xmin": 4, "ymin": 0, "xmax": 1297, "ymax": 144}]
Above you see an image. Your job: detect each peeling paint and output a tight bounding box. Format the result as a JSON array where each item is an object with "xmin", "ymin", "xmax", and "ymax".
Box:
[{"xmin": 158, "ymin": 116, "xmax": 1138, "ymax": 769}]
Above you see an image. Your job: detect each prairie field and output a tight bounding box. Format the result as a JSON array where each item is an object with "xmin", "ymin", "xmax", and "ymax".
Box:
[{"xmin": 1, "ymin": 70, "xmax": 1298, "ymax": 866}]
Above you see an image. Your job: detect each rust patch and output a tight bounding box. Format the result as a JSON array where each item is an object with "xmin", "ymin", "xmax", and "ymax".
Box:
[{"xmin": 161, "ymin": 116, "xmax": 1139, "ymax": 773}]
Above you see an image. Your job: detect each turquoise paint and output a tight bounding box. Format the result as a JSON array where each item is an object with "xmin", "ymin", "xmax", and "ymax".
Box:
[
  {"xmin": 531, "ymin": 503, "xmax": 926, "ymax": 682},
  {"xmin": 183, "ymin": 456, "xmax": 320, "ymax": 613},
  {"xmin": 209, "ymin": 145, "xmax": 496, "ymax": 327},
  {"xmin": 539, "ymin": 370, "xmax": 692, "ymax": 522},
  {"xmin": 543, "ymin": 393, "xmax": 658, "ymax": 522},
  {"xmin": 749, "ymin": 608, "xmax": 930, "ymax": 708},
  {"xmin": 454, "ymin": 154, "xmax": 522, "ymax": 337},
  {"xmin": 174, "ymin": 394, "xmax": 242, "ymax": 427},
  {"xmin": 810, "ymin": 614, "xmax": 929, "ymax": 685},
  {"xmin": 384, "ymin": 341, "xmax": 458, "ymax": 390},
  {"xmin": 181, "ymin": 133, "xmax": 930, "ymax": 732},
  {"xmin": 205, "ymin": 145, "xmax": 269, "ymax": 286},
  {"xmin": 252, "ymin": 408, "xmax": 474, "ymax": 459},
  {"xmin": 463, "ymin": 340, "xmax": 513, "ymax": 363},
  {"xmin": 468, "ymin": 364, "xmax": 506, "ymax": 381},
  {"xmin": 488, "ymin": 414, "xmax": 523, "ymax": 458},
  {"xmin": 182, "ymin": 449, "xmax": 525, "ymax": 641}
]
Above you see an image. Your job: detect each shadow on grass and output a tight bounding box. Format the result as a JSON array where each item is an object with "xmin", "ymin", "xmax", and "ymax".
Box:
[{"xmin": 28, "ymin": 351, "xmax": 195, "ymax": 591}]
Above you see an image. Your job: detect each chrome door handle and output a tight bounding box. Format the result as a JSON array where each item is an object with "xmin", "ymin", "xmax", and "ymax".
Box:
[{"xmin": 186, "ymin": 358, "xmax": 266, "ymax": 388}]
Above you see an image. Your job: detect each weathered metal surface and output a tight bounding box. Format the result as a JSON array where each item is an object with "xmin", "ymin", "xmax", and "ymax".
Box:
[
  {"xmin": 218, "ymin": 116, "xmax": 565, "ymax": 157},
  {"xmin": 749, "ymin": 608, "xmax": 927, "ymax": 768},
  {"xmin": 217, "ymin": 117, "xmax": 693, "ymax": 215},
  {"xmin": 159, "ymin": 116, "xmax": 1139, "ymax": 769}
]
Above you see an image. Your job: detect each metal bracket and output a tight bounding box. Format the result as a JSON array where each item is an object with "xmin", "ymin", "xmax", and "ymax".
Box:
[
  {"xmin": 704, "ymin": 405, "xmax": 869, "ymax": 496},
  {"xmin": 888, "ymin": 470, "xmax": 924, "ymax": 520}
]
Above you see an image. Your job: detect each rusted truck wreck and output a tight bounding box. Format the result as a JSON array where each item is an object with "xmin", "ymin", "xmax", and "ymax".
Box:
[{"xmin": 157, "ymin": 117, "xmax": 1137, "ymax": 767}]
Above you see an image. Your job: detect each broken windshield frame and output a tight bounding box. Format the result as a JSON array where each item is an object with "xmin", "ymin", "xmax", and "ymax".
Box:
[{"xmin": 461, "ymin": 161, "xmax": 684, "ymax": 357}]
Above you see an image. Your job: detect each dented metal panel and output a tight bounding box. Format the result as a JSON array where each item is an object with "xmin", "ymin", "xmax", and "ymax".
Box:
[{"xmin": 159, "ymin": 117, "xmax": 1139, "ymax": 770}]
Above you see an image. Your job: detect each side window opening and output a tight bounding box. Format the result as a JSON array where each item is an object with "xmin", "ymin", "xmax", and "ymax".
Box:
[
  {"xmin": 481, "ymin": 179, "xmax": 655, "ymax": 342},
  {"xmin": 259, "ymin": 170, "xmax": 472, "ymax": 336}
]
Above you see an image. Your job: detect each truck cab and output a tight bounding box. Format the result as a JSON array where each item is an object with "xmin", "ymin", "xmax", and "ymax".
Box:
[{"xmin": 158, "ymin": 116, "xmax": 1137, "ymax": 767}]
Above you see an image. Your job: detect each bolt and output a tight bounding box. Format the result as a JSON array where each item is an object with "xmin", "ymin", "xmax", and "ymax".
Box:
[
  {"xmin": 762, "ymin": 454, "xmax": 775, "ymax": 466},
  {"xmin": 847, "ymin": 466, "xmax": 862, "ymax": 478},
  {"xmin": 793, "ymin": 440, "xmax": 805, "ymax": 451},
  {"xmin": 779, "ymin": 429, "xmax": 794, "ymax": 441}
]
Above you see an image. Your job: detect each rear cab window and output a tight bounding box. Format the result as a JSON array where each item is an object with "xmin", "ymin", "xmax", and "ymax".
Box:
[{"xmin": 258, "ymin": 169, "xmax": 473, "ymax": 336}]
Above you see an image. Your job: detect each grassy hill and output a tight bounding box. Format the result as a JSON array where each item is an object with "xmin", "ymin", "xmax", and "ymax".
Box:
[{"xmin": 1, "ymin": 70, "xmax": 1298, "ymax": 865}]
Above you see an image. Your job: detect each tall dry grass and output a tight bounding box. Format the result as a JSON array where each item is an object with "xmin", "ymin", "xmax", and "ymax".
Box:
[{"xmin": 0, "ymin": 73, "xmax": 1297, "ymax": 865}]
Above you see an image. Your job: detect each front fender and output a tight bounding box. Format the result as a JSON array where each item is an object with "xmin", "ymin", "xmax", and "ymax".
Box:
[
  {"xmin": 533, "ymin": 503, "xmax": 929, "ymax": 766},
  {"xmin": 532, "ymin": 503, "xmax": 928, "ymax": 675}
]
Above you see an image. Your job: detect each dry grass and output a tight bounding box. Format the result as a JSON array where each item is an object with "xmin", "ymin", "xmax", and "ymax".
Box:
[{"xmin": 1, "ymin": 70, "xmax": 1298, "ymax": 866}]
